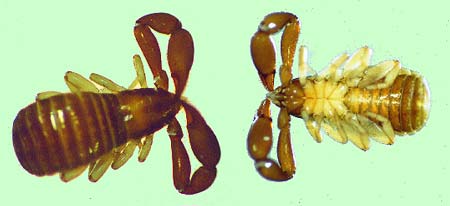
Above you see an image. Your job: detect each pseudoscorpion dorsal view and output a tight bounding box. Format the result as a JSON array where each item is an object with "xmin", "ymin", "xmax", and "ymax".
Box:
[{"xmin": 12, "ymin": 13, "xmax": 220, "ymax": 195}]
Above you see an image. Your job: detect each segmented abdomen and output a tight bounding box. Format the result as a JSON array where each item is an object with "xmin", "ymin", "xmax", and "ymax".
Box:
[
  {"xmin": 13, "ymin": 92, "xmax": 127, "ymax": 176},
  {"xmin": 345, "ymin": 73, "xmax": 430, "ymax": 134}
]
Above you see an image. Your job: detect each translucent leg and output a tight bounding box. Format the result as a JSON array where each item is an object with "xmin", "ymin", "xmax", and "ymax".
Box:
[
  {"xmin": 321, "ymin": 116, "xmax": 348, "ymax": 144},
  {"xmin": 341, "ymin": 113, "xmax": 370, "ymax": 151},
  {"xmin": 362, "ymin": 61, "xmax": 401, "ymax": 89},
  {"xmin": 343, "ymin": 46, "xmax": 372, "ymax": 87},
  {"xmin": 137, "ymin": 134, "xmax": 154, "ymax": 162},
  {"xmin": 64, "ymin": 71, "xmax": 99, "ymax": 92},
  {"xmin": 298, "ymin": 46, "xmax": 316, "ymax": 86},
  {"xmin": 36, "ymin": 91, "xmax": 62, "ymax": 100},
  {"xmin": 365, "ymin": 112, "xmax": 395, "ymax": 143},
  {"xmin": 88, "ymin": 153, "xmax": 114, "ymax": 182},
  {"xmin": 132, "ymin": 55, "xmax": 148, "ymax": 88},
  {"xmin": 301, "ymin": 111, "xmax": 323, "ymax": 143},
  {"xmin": 111, "ymin": 140, "xmax": 139, "ymax": 170},
  {"xmin": 60, "ymin": 165, "xmax": 88, "ymax": 182},
  {"xmin": 319, "ymin": 52, "xmax": 348, "ymax": 82},
  {"xmin": 89, "ymin": 73, "xmax": 126, "ymax": 92}
]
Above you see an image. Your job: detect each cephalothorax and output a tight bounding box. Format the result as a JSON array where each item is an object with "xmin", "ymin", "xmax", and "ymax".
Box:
[
  {"xmin": 247, "ymin": 12, "xmax": 430, "ymax": 181},
  {"xmin": 13, "ymin": 13, "xmax": 220, "ymax": 195}
]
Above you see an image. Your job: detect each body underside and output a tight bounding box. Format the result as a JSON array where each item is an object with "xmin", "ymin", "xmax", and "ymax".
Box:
[
  {"xmin": 247, "ymin": 12, "xmax": 430, "ymax": 182},
  {"xmin": 267, "ymin": 70, "xmax": 429, "ymax": 150},
  {"xmin": 271, "ymin": 72, "xmax": 430, "ymax": 131}
]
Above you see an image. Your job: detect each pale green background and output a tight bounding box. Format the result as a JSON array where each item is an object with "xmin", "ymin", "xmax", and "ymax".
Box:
[{"xmin": 1, "ymin": 0, "xmax": 448, "ymax": 205}]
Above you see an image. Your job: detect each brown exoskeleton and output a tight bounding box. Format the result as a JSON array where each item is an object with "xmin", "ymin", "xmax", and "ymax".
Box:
[
  {"xmin": 13, "ymin": 13, "xmax": 220, "ymax": 195},
  {"xmin": 247, "ymin": 12, "xmax": 430, "ymax": 181}
]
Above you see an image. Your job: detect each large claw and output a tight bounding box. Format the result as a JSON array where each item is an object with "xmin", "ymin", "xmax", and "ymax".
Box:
[
  {"xmin": 134, "ymin": 12, "xmax": 193, "ymax": 95},
  {"xmin": 134, "ymin": 15, "xmax": 168, "ymax": 90},
  {"xmin": 169, "ymin": 102, "xmax": 220, "ymax": 195},
  {"xmin": 184, "ymin": 102, "xmax": 220, "ymax": 194},
  {"xmin": 136, "ymin": 13, "xmax": 218, "ymax": 194},
  {"xmin": 247, "ymin": 99, "xmax": 294, "ymax": 181},
  {"xmin": 250, "ymin": 12, "xmax": 300, "ymax": 91},
  {"xmin": 183, "ymin": 102, "xmax": 220, "ymax": 168}
]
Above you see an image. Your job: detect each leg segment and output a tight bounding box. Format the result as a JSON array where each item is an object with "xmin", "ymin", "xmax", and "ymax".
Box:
[
  {"xmin": 364, "ymin": 112, "xmax": 395, "ymax": 144},
  {"xmin": 137, "ymin": 134, "xmax": 154, "ymax": 162},
  {"xmin": 89, "ymin": 73, "xmax": 126, "ymax": 92},
  {"xmin": 251, "ymin": 12, "xmax": 300, "ymax": 90},
  {"xmin": 167, "ymin": 28, "xmax": 194, "ymax": 96},
  {"xmin": 318, "ymin": 52, "xmax": 349, "ymax": 82},
  {"xmin": 251, "ymin": 32, "xmax": 276, "ymax": 91},
  {"xmin": 168, "ymin": 118, "xmax": 191, "ymax": 192},
  {"xmin": 276, "ymin": 108, "xmax": 295, "ymax": 176},
  {"xmin": 343, "ymin": 46, "xmax": 372, "ymax": 87},
  {"xmin": 88, "ymin": 153, "xmax": 114, "ymax": 182},
  {"xmin": 298, "ymin": 46, "xmax": 313, "ymax": 86},
  {"xmin": 60, "ymin": 165, "xmax": 88, "ymax": 182},
  {"xmin": 247, "ymin": 99, "xmax": 293, "ymax": 181},
  {"xmin": 131, "ymin": 54, "xmax": 148, "ymax": 88},
  {"xmin": 36, "ymin": 91, "xmax": 62, "ymax": 100},
  {"xmin": 359, "ymin": 60, "xmax": 401, "ymax": 89},
  {"xmin": 302, "ymin": 111, "xmax": 323, "ymax": 143},
  {"xmin": 64, "ymin": 71, "xmax": 99, "ymax": 92},
  {"xmin": 111, "ymin": 140, "xmax": 139, "ymax": 170}
]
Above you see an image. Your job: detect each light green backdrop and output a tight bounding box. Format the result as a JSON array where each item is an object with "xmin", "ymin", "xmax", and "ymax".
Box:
[{"xmin": 1, "ymin": 0, "xmax": 448, "ymax": 205}]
